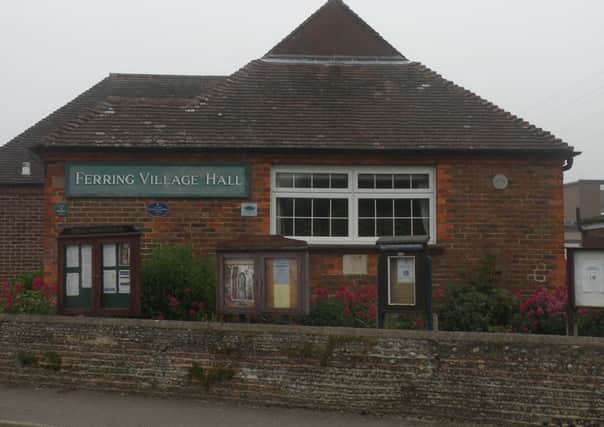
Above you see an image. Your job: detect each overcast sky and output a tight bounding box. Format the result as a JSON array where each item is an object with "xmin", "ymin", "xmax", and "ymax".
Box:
[{"xmin": 1, "ymin": 0, "xmax": 602, "ymax": 182}]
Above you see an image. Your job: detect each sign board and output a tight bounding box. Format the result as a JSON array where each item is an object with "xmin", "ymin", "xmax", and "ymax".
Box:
[
  {"xmin": 571, "ymin": 250, "xmax": 604, "ymax": 308},
  {"xmin": 241, "ymin": 203, "xmax": 258, "ymax": 217},
  {"xmin": 54, "ymin": 203, "xmax": 69, "ymax": 217},
  {"xmin": 66, "ymin": 163, "xmax": 249, "ymax": 198},
  {"xmin": 147, "ymin": 202, "xmax": 169, "ymax": 217}
]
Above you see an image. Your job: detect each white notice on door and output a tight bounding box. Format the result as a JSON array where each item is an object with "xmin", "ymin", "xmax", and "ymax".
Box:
[
  {"xmin": 66, "ymin": 245, "xmax": 79, "ymax": 268},
  {"xmin": 103, "ymin": 270, "xmax": 117, "ymax": 294},
  {"xmin": 66, "ymin": 273, "xmax": 79, "ymax": 297},
  {"xmin": 118, "ymin": 270, "xmax": 131, "ymax": 294},
  {"xmin": 103, "ymin": 244, "xmax": 116, "ymax": 267},
  {"xmin": 81, "ymin": 245, "xmax": 92, "ymax": 289}
]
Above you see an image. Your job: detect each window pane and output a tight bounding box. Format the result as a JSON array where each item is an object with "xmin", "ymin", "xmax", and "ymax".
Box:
[
  {"xmin": 331, "ymin": 174, "xmax": 348, "ymax": 189},
  {"xmin": 376, "ymin": 199, "xmax": 393, "ymax": 217},
  {"xmin": 313, "ymin": 199, "xmax": 330, "ymax": 217},
  {"xmin": 413, "ymin": 219, "xmax": 429, "ymax": 236},
  {"xmin": 278, "ymin": 218, "xmax": 293, "ymax": 236},
  {"xmin": 412, "ymin": 174, "xmax": 430, "ymax": 189},
  {"xmin": 277, "ymin": 198, "xmax": 294, "ymax": 217},
  {"xmin": 294, "ymin": 173, "xmax": 312, "ymax": 188},
  {"xmin": 313, "ymin": 174, "xmax": 330, "ymax": 188},
  {"xmin": 313, "ymin": 219, "xmax": 330, "ymax": 236},
  {"xmin": 294, "ymin": 219, "xmax": 311, "ymax": 236},
  {"xmin": 358, "ymin": 174, "xmax": 374, "ymax": 189},
  {"xmin": 332, "ymin": 199, "xmax": 348, "ymax": 218},
  {"xmin": 277, "ymin": 173, "xmax": 294, "ymax": 188},
  {"xmin": 395, "ymin": 199, "xmax": 411, "ymax": 217},
  {"xmin": 331, "ymin": 219, "xmax": 348, "ymax": 237},
  {"xmin": 376, "ymin": 174, "xmax": 393, "ymax": 189},
  {"xmin": 377, "ymin": 219, "xmax": 394, "ymax": 236},
  {"xmin": 294, "ymin": 199, "xmax": 312, "ymax": 217},
  {"xmin": 412, "ymin": 199, "xmax": 429, "ymax": 218},
  {"xmin": 358, "ymin": 199, "xmax": 375, "ymax": 217},
  {"xmin": 359, "ymin": 219, "xmax": 375, "ymax": 237},
  {"xmin": 394, "ymin": 174, "xmax": 411, "ymax": 189},
  {"xmin": 395, "ymin": 219, "xmax": 412, "ymax": 236}
]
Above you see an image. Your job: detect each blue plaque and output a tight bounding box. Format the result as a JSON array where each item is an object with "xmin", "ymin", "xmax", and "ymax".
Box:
[
  {"xmin": 54, "ymin": 203, "xmax": 69, "ymax": 217},
  {"xmin": 147, "ymin": 202, "xmax": 169, "ymax": 217}
]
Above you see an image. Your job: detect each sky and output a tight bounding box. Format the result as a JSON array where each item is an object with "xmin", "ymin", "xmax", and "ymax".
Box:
[{"xmin": 1, "ymin": 0, "xmax": 603, "ymax": 182}]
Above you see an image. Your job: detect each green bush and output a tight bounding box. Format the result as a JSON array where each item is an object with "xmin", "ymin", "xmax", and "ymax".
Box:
[
  {"xmin": 578, "ymin": 308, "xmax": 604, "ymax": 337},
  {"xmin": 439, "ymin": 256, "xmax": 518, "ymax": 332},
  {"xmin": 141, "ymin": 245, "xmax": 216, "ymax": 320},
  {"xmin": 304, "ymin": 298, "xmax": 346, "ymax": 327}
]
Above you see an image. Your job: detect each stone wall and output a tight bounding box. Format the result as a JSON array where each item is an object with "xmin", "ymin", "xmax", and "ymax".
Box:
[
  {"xmin": 0, "ymin": 185, "xmax": 44, "ymax": 282},
  {"xmin": 1, "ymin": 314, "xmax": 602, "ymax": 426}
]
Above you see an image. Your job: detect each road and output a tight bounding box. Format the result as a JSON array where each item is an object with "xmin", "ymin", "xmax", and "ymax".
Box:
[{"xmin": 0, "ymin": 384, "xmax": 454, "ymax": 427}]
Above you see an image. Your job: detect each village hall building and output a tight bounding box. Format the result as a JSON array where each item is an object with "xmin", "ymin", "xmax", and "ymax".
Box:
[{"xmin": 0, "ymin": 0, "xmax": 575, "ymax": 314}]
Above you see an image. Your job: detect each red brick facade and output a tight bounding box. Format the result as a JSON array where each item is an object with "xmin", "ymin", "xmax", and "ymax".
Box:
[
  {"xmin": 0, "ymin": 185, "xmax": 44, "ymax": 282},
  {"xmin": 41, "ymin": 151, "xmax": 566, "ymax": 297}
]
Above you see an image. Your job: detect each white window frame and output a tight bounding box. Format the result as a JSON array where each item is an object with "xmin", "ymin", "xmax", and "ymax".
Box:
[{"xmin": 270, "ymin": 166, "xmax": 436, "ymax": 245}]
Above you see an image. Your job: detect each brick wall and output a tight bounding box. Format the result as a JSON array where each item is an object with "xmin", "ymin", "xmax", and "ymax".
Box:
[
  {"xmin": 42, "ymin": 151, "xmax": 565, "ymax": 295},
  {"xmin": 0, "ymin": 185, "xmax": 44, "ymax": 282},
  {"xmin": 1, "ymin": 314, "xmax": 602, "ymax": 425}
]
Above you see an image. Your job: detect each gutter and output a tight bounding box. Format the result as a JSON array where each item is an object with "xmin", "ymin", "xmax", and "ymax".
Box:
[{"xmin": 563, "ymin": 151, "xmax": 581, "ymax": 172}]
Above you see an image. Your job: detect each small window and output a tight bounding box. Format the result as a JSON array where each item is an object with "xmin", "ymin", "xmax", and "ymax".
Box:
[{"xmin": 21, "ymin": 162, "xmax": 31, "ymax": 176}]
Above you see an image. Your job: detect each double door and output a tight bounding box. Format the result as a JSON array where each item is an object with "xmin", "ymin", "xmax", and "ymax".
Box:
[{"xmin": 59, "ymin": 235, "xmax": 140, "ymax": 316}]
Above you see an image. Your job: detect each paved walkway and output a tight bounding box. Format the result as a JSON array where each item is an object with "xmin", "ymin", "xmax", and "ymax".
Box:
[{"xmin": 0, "ymin": 385, "xmax": 451, "ymax": 427}]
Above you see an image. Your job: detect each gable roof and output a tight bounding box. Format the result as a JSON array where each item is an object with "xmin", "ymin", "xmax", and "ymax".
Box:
[
  {"xmin": 0, "ymin": 74, "xmax": 225, "ymax": 184},
  {"xmin": 267, "ymin": 0, "xmax": 404, "ymax": 59},
  {"xmin": 41, "ymin": 59, "xmax": 572, "ymax": 155}
]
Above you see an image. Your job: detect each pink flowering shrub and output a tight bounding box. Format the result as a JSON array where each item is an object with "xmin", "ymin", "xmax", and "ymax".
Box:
[
  {"xmin": 0, "ymin": 274, "xmax": 55, "ymax": 315},
  {"xmin": 512, "ymin": 287, "xmax": 568, "ymax": 335},
  {"xmin": 161, "ymin": 287, "xmax": 209, "ymax": 321},
  {"xmin": 305, "ymin": 285, "xmax": 377, "ymax": 328}
]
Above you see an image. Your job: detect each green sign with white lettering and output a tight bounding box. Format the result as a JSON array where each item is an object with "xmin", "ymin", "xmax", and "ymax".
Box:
[{"xmin": 66, "ymin": 163, "xmax": 249, "ymax": 198}]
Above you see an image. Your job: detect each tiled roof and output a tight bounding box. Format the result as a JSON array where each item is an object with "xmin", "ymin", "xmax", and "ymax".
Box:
[
  {"xmin": 17, "ymin": 0, "xmax": 574, "ymax": 164},
  {"xmin": 42, "ymin": 59, "xmax": 572, "ymax": 155},
  {"xmin": 267, "ymin": 0, "xmax": 404, "ymax": 59},
  {"xmin": 0, "ymin": 74, "xmax": 224, "ymax": 184}
]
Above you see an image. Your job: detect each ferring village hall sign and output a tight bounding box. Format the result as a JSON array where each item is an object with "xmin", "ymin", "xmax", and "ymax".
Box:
[{"xmin": 66, "ymin": 163, "xmax": 249, "ymax": 198}]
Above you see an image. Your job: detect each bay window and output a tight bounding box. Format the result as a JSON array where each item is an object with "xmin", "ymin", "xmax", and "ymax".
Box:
[{"xmin": 271, "ymin": 167, "xmax": 436, "ymax": 244}]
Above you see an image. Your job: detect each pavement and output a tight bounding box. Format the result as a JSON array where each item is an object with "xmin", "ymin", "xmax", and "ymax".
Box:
[{"xmin": 0, "ymin": 384, "xmax": 451, "ymax": 427}]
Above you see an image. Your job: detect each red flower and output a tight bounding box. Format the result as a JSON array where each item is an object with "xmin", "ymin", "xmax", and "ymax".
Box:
[
  {"xmin": 315, "ymin": 288, "xmax": 329, "ymax": 297},
  {"xmin": 415, "ymin": 319, "xmax": 425, "ymax": 329},
  {"xmin": 188, "ymin": 309, "xmax": 196, "ymax": 317},
  {"xmin": 32, "ymin": 277, "xmax": 44, "ymax": 291},
  {"xmin": 167, "ymin": 295, "xmax": 179, "ymax": 308},
  {"xmin": 184, "ymin": 288, "xmax": 193, "ymax": 295}
]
